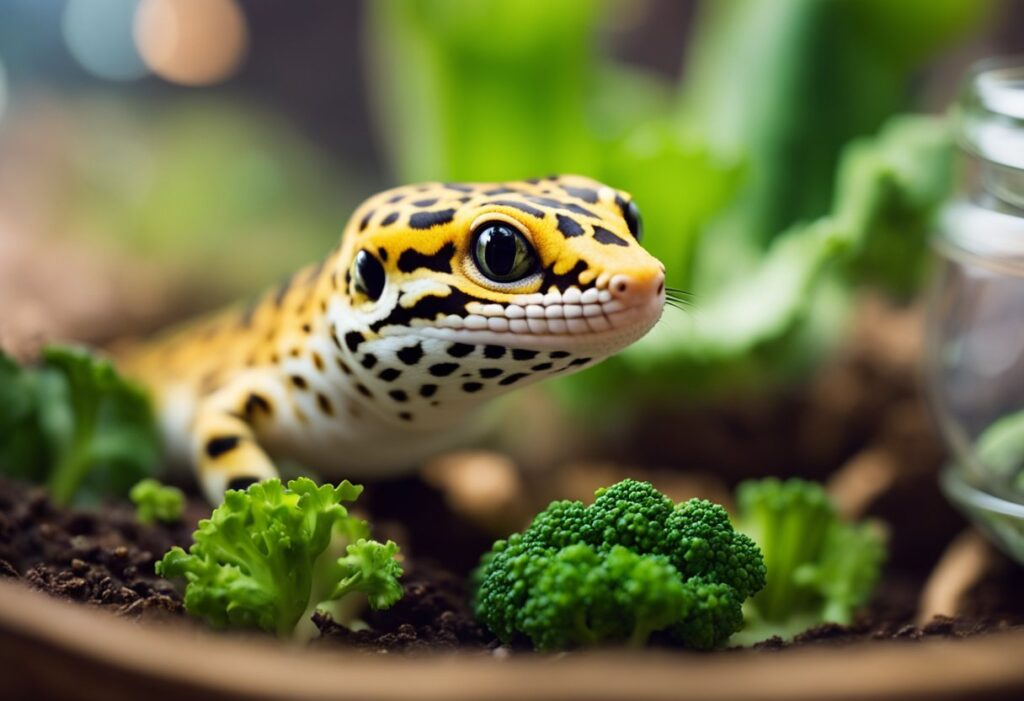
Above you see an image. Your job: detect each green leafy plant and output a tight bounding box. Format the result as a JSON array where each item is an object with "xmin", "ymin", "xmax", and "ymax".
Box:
[
  {"xmin": 473, "ymin": 479, "xmax": 765, "ymax": 650},
  {"xmin": 130, "ymin": 478, "xmax": 185, "ymax": 524},
  {"xmin": 732, "ymin": 478, "xmax": 886, "ymax": 644},
  {"xmin": 156, "ymin": 478, "xmax": 403, "ymax": 641},
  {"xmin": 0, "ymin": 346, "xmax": 160, "ymax": 506}
]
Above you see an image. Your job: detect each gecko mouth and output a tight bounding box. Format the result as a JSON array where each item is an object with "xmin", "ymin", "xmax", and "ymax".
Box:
[{"xmin": 407, "ymin": 285, "xmax": 666, "ymax": 352}]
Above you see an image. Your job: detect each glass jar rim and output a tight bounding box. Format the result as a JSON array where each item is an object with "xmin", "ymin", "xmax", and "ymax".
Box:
[{"xmin": 956, "ymin": 56, "xmax": 1024, "ymax": 172}]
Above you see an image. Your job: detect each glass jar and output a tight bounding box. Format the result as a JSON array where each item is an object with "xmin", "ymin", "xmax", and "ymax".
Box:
[{"xmin": 927, "ymin": 58, "xmax": 1024, "ymax": 561}]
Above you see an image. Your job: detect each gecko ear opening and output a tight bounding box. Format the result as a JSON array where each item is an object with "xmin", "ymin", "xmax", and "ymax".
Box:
[{"xmin": 352, "ymin": 250, "xmax": 386, "ymax": 301}]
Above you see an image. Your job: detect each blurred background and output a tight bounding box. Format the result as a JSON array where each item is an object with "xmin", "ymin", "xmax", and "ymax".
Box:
[{"xmin": 3, "ymin": 0, "xmax": 1024, "ymax": 568}]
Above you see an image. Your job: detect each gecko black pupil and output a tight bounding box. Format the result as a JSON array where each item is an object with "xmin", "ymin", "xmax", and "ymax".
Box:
[
  {"xmin": 623, "ymin": 200, "xmax": 643, "ymax": 241},
  {"xmin": 473, "ymin": 223, "xmax": 536, "ymax": 282},
  {"xmin": 354, "ymin": 250, "xmax": 385, "ymax": 300}
]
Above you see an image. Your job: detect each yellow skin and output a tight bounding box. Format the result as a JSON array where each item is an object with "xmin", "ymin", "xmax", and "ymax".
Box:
[{"xmin": 118, "ymin": 175, "xmax": 665, "ymax": 502}]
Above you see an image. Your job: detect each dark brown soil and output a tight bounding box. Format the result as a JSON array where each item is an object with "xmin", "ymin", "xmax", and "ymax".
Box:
[
  {"xmin": 4, "ymin": 471, "xmax": 1024, "ymax": 656},
  {"xmin": 0, "ymin": 476, "xmax": 495, "ymax": 650}
]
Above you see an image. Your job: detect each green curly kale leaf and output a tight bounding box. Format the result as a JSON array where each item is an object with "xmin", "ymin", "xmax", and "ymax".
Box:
[
  {"xmin": 473, "ymin": 479, "xmax": 765, "ymax": 650},
  {"xmin": 733, "ymin": 478, "xmax": 886, "ymax": 644},
  {"xmin": 0, "ymin": 346, "xmax": 160, "ymax": 506},
  {"xmin": 156, "ymin": 478, "xmax": 403, "ymax": 641}
]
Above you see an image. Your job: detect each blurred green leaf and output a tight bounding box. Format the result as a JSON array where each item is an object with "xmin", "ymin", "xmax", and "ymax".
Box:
[
  {"xmin": 65, "ymin": 100, "xmax": 360, "ymax": 294},
  {"xmin": 0, "ymin": 346, "xmax": 160, "ymax": 506}
]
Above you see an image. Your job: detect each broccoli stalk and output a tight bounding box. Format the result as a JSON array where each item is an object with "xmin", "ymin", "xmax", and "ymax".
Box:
[
  {"xmin": 473, "ymin": 479, "xmax": 765, "ymax": 651},
  {"xmin": 733, "ymin": 478, "xmax": 886, "ymax": 644},
  {"xmin": 157, "ymin": 478, "xmax": 403, "ymax": 642}
]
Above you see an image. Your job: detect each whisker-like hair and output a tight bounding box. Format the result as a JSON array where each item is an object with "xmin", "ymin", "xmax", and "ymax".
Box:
[
  {"xmin": 665, "ymin": 286, "xmax": 695, "ymax": 299},
  {"xmin": 664, "ymin": 285, "xmax": 695, "ymax": 310}
]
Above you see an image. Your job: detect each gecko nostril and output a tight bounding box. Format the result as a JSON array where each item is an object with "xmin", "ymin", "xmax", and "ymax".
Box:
[
  {"xmin": 656, "ymin": 280, "xmax": 665, "ymax": 295},
  {"xmin": 615, "ymin": 280, "xmax": 629, "ymax": 294}
]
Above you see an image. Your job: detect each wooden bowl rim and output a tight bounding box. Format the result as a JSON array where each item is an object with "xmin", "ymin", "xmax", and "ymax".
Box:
[{"xmin": 0, "ymin": 579, "xmax": 1022, "ymax": 701}]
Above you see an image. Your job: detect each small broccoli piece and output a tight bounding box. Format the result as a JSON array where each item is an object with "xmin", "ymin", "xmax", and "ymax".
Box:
[
  {"xmin": 733, "ymin": 478, "xmax": 886, "ymax": 644},
  {"xmin": 519, "ymin": 544, "xmax": 691, "ymax": 651},
  {"xmin": 0, "ymin": 346, "xmax": 160, "ymax": 506},
  {"xmin": 473, "ymin": 478, "xmax": 765, "ymax": 650},
  {"xmin": 156, "ymin": 478, "xmax": 403, "ymax": 641},
  {"xmin": 130, "ymin": 478, "xmax": 185, "ymax": 524}
]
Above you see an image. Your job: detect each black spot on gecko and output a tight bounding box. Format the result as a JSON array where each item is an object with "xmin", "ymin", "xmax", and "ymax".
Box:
[
  {"xmin": 387, "ymin": 193, "xmax": 405, "ymax": 204},
  {"xmin": 570, "ymin": 357, "xmax": 592, "ymax": 366},
  {"xmin": 345, "ymin": 331, "xmax": 366, "ymax": 352},
  {"xmin": 429, "ymin": 363, "xmax": 459, "ymax": 377},
  {"xmin": 562, "ymin": 185, "xmax": 598, "ymax": 203},
  {"xmin": 355, "ymin": 383, "xmax": 372, "ymax": 398},
  {"xmin": 531, "ymin": 362, "xmax": 553, "ymax": 371},
  {"xmin": 544, "ymin": 259, "xmax": 589, "ymax": 292},
  {"xmin": 336, "ymin": 358, "xmax": 352, "ymax": 375},
  {"xmin": 447, "ymin": 343, "xmax": 474, "ymax": 358},
  {"xmin": 317, "ymin": 393, "xmax": 334, "ymax": 416},
  {"xmin": 361, "ymin": 354, "xmax": 378, "ymax": 369},
  {"xmin": 398, "ymin": 411, "xmax": 413, "ymax": 422},
  {"xmin": 444, "ymin": 183, "xmax": 473, "ymax": 193},
  {"xmin": 550, "ymin": 351, "xmax": 571, "ymax": 359},
  {"xmin": 488, "ymin": 200, "xmax": 546, "ymax": 219},
  {"xmin": 419, "ymin": 384, "xmax": 438, "ymax": 398},
  {"xmin": 412, "ymin": 197, "xmax": 438, "ymax": 207},
  {"xmin": 528, "ymin": 196, "xmax": 597, "ymax": 218},
  {"xmin": 408, "ymin": 208, "xmax": 456, "ymax": 230},
  {"xmin": 378, "ymin": 247, "xmax": 389, "ymax": 262},
  {"xmin": 397, "ymin": 343, "xmax": 424, "ymax": 365},
  {"xmin": 290, "ymin": 375, "xmax": 308, "ymax": 390},
  {"xmin": 312, "ymin": 353, "xmax": 325, "ymax": 371},
  {"xmin": 206, "ymin": 436, "xmax": 240, "ymax": 458},
  {"xmin": 243, "ymin": 394, "xmax": 272, "ymax": 417},
  {"xmin": 462, "ymin": 382, "xmax": 483, "ymax": 393},
  {"xmin": 499, "ymin": 373, "xmax": 528, "ymax": 386},
  {"xmin": 380, "ymin": 212, "xmax": 399, "ymax": 227},
  {"xmin": 227, "ymin": 477, "xmax": 259, "ymax": 492},
  {"xmin": 397, "ymin": 242, "xmax": 456, "ymax": 274},
  {"xmin": 389, "ymin": 389, "xmax": 409, "ymax": 402},
  {"xmin": 593, "ymin": 226, "xmax": 629, "ymax": 247},
  {"xmin": 483, "ymin": 345, "xmax": 506, "ymax": 359},
  {"xmin": 359, "ymin": 209, "xmax": 375, "ymax": 231},
  {"xmin": 379, "ymin": 368, "xmax": 402, "ymax": 382},
  {"xmin": 480, "ymin": 368, "xmax": 503, "ymax": 378},
  {"xmin": 512, "ymin": 349, "xmax": 538, "ymax": 361},
  {"xmin": 555, "ymin": 213, "xmax": 585, "ymax": 238}
]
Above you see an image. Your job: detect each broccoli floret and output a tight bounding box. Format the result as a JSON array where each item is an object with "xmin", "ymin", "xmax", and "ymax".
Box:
[
  {"xmin": 156, "ymin": 478, "xmax": 403, "ymax": 641},
  {"xmin": 130, "ymin": 478, "xmax": 185, "ymax": 524},
  {"xmin": 733, "ymin": 478, "xmax": 886, "ymax": 644},
  {"xmin": 473, "ymin": 478, "xmax": 765, "ymax": 650}
]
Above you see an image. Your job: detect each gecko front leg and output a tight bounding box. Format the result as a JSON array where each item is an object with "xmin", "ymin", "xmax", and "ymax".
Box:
[{"xmin": 191, "ymin": 382, "xmax": 281, "ymax": 502}]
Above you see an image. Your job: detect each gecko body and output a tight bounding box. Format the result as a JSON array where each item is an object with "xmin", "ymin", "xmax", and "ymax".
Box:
[{"xmin": 119, "ymin": 176, "xmax": 665, "ymax": 501}]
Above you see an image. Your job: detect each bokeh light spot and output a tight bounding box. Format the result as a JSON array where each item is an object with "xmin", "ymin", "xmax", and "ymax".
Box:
[
  {"xmin": 135, "ymin": 0, "xmax": 248, "ymax": 86},
  {"xmin": 62, "ymin": 0, "xmax": 149, "ymax": 81}
]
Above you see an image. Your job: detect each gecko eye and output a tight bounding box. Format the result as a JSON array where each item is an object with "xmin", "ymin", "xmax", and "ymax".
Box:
[
  {"xmin": 622, "ymin": 200, "xmax": 643, "ymax": 242},
  {"xmin": 352, "ymin": 250, "xmax": 385, "ymax": 300},
  {"xmin": 472, "ymin": 222, "xmax": 537, "ymax": 283}
]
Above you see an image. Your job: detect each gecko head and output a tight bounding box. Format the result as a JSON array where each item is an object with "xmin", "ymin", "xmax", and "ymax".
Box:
[{"xmin": 327, "ymin": 176, "xmax": 665, "ymax": 424}]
